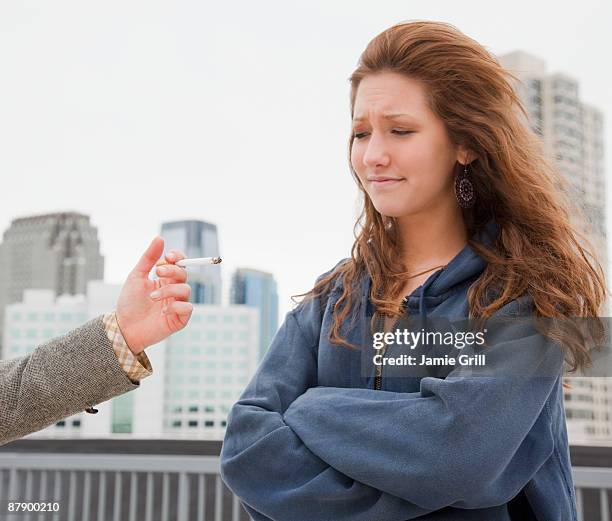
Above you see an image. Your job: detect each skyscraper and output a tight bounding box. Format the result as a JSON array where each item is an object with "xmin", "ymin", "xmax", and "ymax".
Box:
[
  {"xmin": 0, "ymin": 212, "xmax": 104, "ymax": 352},
  {"xmin": 498, "ymin": 51, "xmax": 611, "ymax": 445},
  {"xmin": 230, "ymin": 268, "xmax": 278, "ymax": 360},
  {"xmin": 3, "ymin": 283, "xmax": 260, "ymax": 441},
  {"xmin": 1, "ymin": 281, "xmax": 125, "ymax": 438},
  {"xmin": 161, "ymin": 305, "xmax": 260, "ymax": 439},
  {"xmin": 498, "ymin": 51, "xmax": 607, "ymax": 282},
  {"xmin": 161, "ymin": 220, "xmax": 221, "ymax": 304}
]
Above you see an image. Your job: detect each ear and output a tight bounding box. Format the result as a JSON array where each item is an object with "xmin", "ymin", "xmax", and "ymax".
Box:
[{"xmin": 456, "ymin": 145, "xmax": 477, "ymax": 165}]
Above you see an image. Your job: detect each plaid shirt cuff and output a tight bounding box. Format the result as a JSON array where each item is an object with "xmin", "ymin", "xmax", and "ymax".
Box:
[{"xmin": 102, "ymin": 311, "xmax": 153, "ymax": 383}]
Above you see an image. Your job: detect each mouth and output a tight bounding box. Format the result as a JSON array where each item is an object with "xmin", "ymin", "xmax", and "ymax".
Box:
[{"xmin": 369, "ymin": 178, "xmax": 405, "ymax": 187}]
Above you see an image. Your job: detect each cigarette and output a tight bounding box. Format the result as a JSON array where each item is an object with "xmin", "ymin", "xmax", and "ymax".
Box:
[{"xmin": 156, "ymin": 256, "xmax": 222, "ymax": 268}]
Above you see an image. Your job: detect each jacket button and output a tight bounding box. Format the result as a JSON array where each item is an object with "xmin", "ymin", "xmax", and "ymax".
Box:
[{"xmin": 85, "ymin": 406, "xmax": 98, "ymax": 414}]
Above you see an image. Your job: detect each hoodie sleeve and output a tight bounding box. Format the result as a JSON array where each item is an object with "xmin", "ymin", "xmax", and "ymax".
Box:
[
  {"xmin": 219, "ymin": 294, "xmax": 442, "ymax": 520},
  {"xmin": 282, "ymin": 305, "xmax": 565, "ymax": 511}
]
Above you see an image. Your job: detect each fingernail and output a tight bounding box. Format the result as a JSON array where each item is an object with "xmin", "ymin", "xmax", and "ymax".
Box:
[
  {"xmin": 157, "ymin": 266, "xmax": 168, "ymax": 275},
  {"xmin": 150, "ymin": 290, "xmax": 161, "ymax": 300}
]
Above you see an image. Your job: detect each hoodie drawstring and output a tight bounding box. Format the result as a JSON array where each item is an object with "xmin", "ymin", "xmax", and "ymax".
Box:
[{"xmin": 419, "ymin": 274, "xmax": 440, "ymax": 330}]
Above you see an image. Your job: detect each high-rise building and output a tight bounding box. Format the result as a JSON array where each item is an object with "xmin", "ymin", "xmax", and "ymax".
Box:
[
  {"xmin": 230, "ymin": 268, "xmax": 278, "ymax": 360},
  {"xmin": 0, "ymin": 212, "xmax": 104, "ymax": 351},
  {"xmin": 564, "ymin": 377, "xmax": 612, "ymax": 445},
  {"xmin": 499, "ymin": 51, "xmax": 611, "ymax": 445},
  {"xmin": 161, "ymin": 220, "xmax": 221, "ymax": 304},
  {"xmin": 498, "ymin": 51, "xmax": 607, "ymax": 282},
  {"xmin": 1, "ymin": 282, "xmax": 120, "ymax": 439},
  {"xmin": 3, "ymin": 283, "xmax": 260, "ymax": 441},
  {"xmin": 161, "ymin": 305, "xmax": 259, "ymax": 439}
]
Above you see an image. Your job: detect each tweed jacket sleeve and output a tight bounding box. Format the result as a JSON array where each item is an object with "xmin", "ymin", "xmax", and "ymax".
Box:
[{"xmin": 0, "ymin": 315, "xmax": 141, "ymax": 446}]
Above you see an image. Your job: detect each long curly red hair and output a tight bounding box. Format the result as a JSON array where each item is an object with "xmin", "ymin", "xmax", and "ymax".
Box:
[{"xmin": 293, "ymin": 20, "xmax": 608, "ymax": 377}]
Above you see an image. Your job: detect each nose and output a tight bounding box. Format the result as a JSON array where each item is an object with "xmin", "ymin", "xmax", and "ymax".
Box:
[{"xmin": 361, "ymin": 132, "xmax": 391, "ymax": 170}]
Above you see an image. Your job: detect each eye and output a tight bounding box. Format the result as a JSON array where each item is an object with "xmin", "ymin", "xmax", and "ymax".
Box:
[{"xmin": 352, "ymin": 130, "xmax": 414, "ymax": 140}]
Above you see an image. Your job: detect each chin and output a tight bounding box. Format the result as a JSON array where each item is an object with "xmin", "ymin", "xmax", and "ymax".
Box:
[{"xmin": 370, "ymin": 198, "xmax": 419, "ymax": 218}]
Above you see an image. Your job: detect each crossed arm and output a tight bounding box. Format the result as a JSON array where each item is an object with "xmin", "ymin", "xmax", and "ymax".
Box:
[{"xmin": 220, "ymin": 302, "xmax": 563, "ymax": 521}]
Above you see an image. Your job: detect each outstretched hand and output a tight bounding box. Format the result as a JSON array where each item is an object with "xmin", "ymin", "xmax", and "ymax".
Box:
[{"xmin": 115, "ymin": 236, "xmax": 193, "ymax": 354}]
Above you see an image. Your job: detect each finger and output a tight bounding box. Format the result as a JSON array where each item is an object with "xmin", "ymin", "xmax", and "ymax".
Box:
[
  {"xmin": 156, "ymin": 264, "xmax": 187, "ymax": 283},
  {"xmin": 132, "ymin": 236, "xmax": 164, "ymax": 277},
  {"xmin": 150, "ymin": 283, "xmax": 191, "ymax": 301},
  {"xmin": 163, "ymin": 300, "xmax": 194, "ymax": 316},
  {"xmin": 172, "ymin": 250, "xmax": 187, "ymax": 262},
  {"xmin": 165, "ymin": 249, "xmax": 187, "ymax": 264}
]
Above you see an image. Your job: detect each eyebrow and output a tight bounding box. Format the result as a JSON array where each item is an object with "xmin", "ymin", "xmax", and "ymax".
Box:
[{"xmin": 352, "ymin": 113, "xmax": 417, "ymax": 122}]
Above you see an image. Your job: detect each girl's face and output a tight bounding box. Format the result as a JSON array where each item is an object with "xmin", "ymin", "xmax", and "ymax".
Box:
[{"xmin": 350, "ymin": 71, "xmax": 466, "ymax": 218}]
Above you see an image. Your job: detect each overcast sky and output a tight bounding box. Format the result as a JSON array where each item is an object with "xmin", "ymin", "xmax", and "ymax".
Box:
[{"xmin": 1, "ymin": 1, "xmax": 610, "ymax": 321}]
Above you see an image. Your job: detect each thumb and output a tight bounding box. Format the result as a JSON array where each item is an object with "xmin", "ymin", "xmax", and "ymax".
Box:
[{"xmin": 131, "ymin": 236, "xmax": 164, "ymax": 277}]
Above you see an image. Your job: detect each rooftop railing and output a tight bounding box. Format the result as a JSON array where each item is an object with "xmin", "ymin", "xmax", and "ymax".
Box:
[{"xmin": 1, "ymin": 440, "xmax": 610, "ymax": 520}]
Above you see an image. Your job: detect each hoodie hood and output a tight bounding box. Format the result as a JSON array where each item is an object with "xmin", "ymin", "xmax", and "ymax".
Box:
[{"xmin": 361, "ymin": 219, "xmax": 500, "ymax": 325}]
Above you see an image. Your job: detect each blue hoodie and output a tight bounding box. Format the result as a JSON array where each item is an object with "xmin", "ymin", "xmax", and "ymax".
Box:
[{"xmin": 220, "ymin": 220, "xmax": 576, "ymax": 521}]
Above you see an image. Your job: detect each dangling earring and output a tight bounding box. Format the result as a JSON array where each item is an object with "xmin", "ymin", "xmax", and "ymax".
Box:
[{"xmin": 454, "ymin": 162, "xmax": 476, "ymax": 208}]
